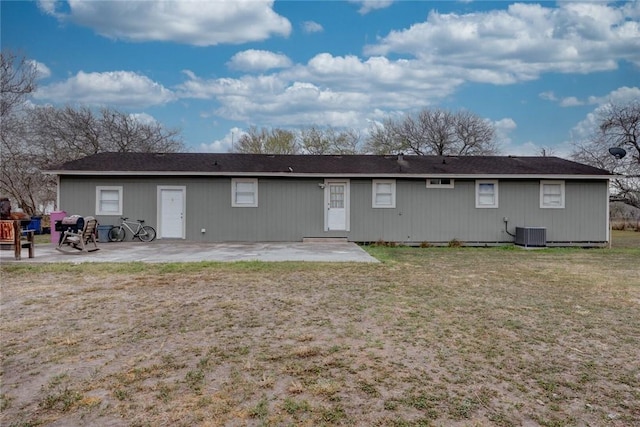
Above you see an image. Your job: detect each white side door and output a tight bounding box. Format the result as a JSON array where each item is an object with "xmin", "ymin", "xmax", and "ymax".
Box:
[
  {"xmin": 158, "ymin": 186, "xmax": 185, "ymax": 239},
  {"xmin": 325, "ymin": 180, "xmax": 350, "ymax": 231}
]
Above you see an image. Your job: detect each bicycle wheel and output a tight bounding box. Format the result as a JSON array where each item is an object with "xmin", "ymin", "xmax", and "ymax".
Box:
[
  {"xmin": 138, "ymin": 225, "xmax": 156, "ymax": 242},
  {"xmin": 108, "ymin": 226, "xmax": 125, "ymax": 242}
]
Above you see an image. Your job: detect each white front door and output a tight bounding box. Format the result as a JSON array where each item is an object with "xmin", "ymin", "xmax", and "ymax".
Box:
[
  {"xmin": 158, "ymin": 186, "xmax": 185, "ymax": 239},
  {"xmin": 325, "ymin": 180, "xmax": 349, "ymax": 231}
]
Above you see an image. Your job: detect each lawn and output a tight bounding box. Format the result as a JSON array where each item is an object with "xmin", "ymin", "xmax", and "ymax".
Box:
[
  {"xmin": 1, "ymin": 243, "xmax": 639, "ymax": 426},
  {"xmin": 611, "ymin": 229, "xmax": 640, "ymax": 249}
]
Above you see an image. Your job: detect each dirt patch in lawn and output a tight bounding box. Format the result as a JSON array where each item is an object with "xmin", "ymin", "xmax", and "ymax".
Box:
[{"xmin": 1, "ymin": 247, "xmax": 639, "ymax": 426}]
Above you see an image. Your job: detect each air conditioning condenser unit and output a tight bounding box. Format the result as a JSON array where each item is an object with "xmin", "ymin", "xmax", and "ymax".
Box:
[{"xmin": 515, "ymin": 227, "xmax": 547, "ymax": 248}]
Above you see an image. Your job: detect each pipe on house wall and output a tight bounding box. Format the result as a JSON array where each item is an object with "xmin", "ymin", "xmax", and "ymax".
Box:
[{"xmin": 503, "ymin": 217, "xmax": 516, "ymax": 238}]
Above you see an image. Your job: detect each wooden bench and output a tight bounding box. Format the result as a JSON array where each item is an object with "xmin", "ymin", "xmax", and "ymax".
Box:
[
  {"xmin": 0, "ymin": 220, "xmax": 35, "ymax": 260},
  {"xmin": 56, "ymin": 216, "xmax": 100, "ymax": 254}
]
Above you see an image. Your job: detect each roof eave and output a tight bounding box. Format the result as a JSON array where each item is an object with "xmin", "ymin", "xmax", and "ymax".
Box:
[{"xmin": 45, "ymin": 170, "xmax": 613, "ymax": 179}]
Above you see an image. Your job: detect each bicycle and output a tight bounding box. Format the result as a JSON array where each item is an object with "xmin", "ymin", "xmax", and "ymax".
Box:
[{"xmin": 108, "ymin": 217, "xmax": 156, "ymax": 242}]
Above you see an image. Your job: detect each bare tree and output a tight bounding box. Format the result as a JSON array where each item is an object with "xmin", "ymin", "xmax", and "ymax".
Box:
[
  {"xmin": 300, "ymin": 126, "xmax": 361, "ymax": 154},
  {"xmin": 330, "ymin": 128, "xmax": 361, "ymax": 154},
  {"xmin": 0, "ymin": 124, "xmax": 50, "ymax": 216},
  {"xmin": 299, "ymin": 126, "xmax": 329, "ymax": 154},
  {"xmin": 233, "ymin": 126, "xmax": 299, "ymax": 154},
  {"xmin": 0, "ymin": 51, "xmax": 44, "ymax": 214},
  {"xmin": 99, "ymin": 109, "xmax": 183, "ymax": 153},
  {"xmin": 265, "ymin": 128, "xmax": 298, "ymax": 154},
  {"xmin": 600, "ymin": 101, "xmax": 640, "ymax": 159},
  {"xmin": 1, "ymin": 51, "xmax": 37, "ymax": 118},
  {"xmin": 2, "ymin": 103, "xmax": 184, "ymax": 214},
  {"xmin": 405, "ymin": 109, "xmax": 454, "ymax": 155},
  {"xmin": 27, "ymin": 106, "xmax": 183, "ymax": 161},
  {"xmin": 365, "ymin": 119, "xmax": 401, "ymax": 154},
  {"xmin": 572, "ymin": 101, "xmax": 640, "ymax": 208},
  {"xmin": 2, "ymin": 50, "xmax": 185, "ymax": 215},
  {"xmin": 453, "ymin": 110, "xmax": 499, "ymax": 155},
  {"xmin": 27, "ymin": 106, "xmax": 102, "ymax": 169},
  {"xmin": 233, "ymin": 126, "xmax": 266, "ymax": 153},
  {"xmin": 364, "ymin": 108, "xmax": 498, "ymax": 156}
]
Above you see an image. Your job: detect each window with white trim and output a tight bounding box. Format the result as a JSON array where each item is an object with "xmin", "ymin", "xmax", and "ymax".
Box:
[
  {"xmin": 96, "ymin": 186, "xmax": 123, "ymax": 215},
  {"xmin": 426, "ymin": 178, "xmax": 454, "ymax": 188},
  {"xmin": 475, "ymin": 180, "xmax": 499, "ymax": 208},
  {"xmin": 540, "ymin": 180, "xmax": 565, "ymax": 208},
  {"xmin": 232, "ymin": 178, "xmax": 258, "ymax": 207},
  {"xmin": 372, "ymin": 179, "xmax": 396, "ymax": 208}
]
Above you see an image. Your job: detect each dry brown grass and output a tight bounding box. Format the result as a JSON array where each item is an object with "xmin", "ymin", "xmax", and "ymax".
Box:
[
  {"xmin": 1, "ymin": 242, "xmax": 639, "ymax": 426},
  {"xmin": 611, "ymin": 219, "xmax": 639, "ymax": 232},
  {"xmin": 612, "ymin": 229, "xmax": 640, "ymax": 249}
]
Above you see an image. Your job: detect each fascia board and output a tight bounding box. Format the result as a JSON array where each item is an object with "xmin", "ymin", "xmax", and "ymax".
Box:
[
  {"xmin": 45, "ymin": 170, "xmax": 613, "ymax": 180},
  {"xmin": 418, "ymin": 174, "xmax": 614, "ymax": 180}
]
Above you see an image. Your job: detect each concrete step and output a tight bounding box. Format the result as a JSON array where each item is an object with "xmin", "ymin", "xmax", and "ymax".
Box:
[{"xmin": 302, "ymin": 237, "xmax": 348, "ymax": 243}]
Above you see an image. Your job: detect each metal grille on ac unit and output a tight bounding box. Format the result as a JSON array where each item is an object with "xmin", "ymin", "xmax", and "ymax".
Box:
[{"xmin": 515, "ymin": 227, "xmax": 547, "ymax": 247}]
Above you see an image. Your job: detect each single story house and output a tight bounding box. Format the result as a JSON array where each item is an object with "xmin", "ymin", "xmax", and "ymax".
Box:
[{"xmin": 46, "ymin": 153, "xmax": 613, "ymax": 246}]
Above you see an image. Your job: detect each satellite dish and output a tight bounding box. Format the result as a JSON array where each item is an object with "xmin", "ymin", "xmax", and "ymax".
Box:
[{"xmin": 608, "ymin": 147, "xmax": 627, "ymax": 159}]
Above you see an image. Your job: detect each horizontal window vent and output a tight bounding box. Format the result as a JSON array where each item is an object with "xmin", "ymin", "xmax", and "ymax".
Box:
[{"xmin": 515, "ymin": 227, "xmax": 547, "ymax": 247}]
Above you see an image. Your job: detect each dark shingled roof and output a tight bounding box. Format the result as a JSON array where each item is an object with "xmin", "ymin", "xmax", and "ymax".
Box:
[{"xmin": 48, "ymin": 152, "xmax": 612, "ymax": 177}]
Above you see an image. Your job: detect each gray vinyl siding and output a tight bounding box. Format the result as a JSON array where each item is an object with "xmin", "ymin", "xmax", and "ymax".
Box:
[
  {"xmin": 350, "ymin": 179, "xmax": 607, "ymax": 243},
  {"xmin": 59, "ymin": 176, "xmax": 608, "ymax": 245}
]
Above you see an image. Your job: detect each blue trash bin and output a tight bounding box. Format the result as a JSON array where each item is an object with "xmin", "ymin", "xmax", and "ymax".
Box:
[
  {"xmin": 28, "ymin": 216, "xmax": 42, "ymax": 234},
  {"xmin": 97, "ymin": 225, "xmax": 112, "ymax": 243}
]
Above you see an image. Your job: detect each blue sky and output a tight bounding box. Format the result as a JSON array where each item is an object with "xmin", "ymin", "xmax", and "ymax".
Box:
[{"xmin": 2, "ymin": 0, "xmax": 639, "ymax": 156}]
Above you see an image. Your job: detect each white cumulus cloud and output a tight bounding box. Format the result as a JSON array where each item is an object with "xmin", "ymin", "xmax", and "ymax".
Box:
[
  {"xmin": 175, "ymin": 2, "xmax": 637, "ymax": 148},
  {"xmin": 36, "ymin": 0, "xmax": 56, "ymax": 15},
  {"xmin": 542, "ymin": 86, "xmax": 640, "ymax": 111},
  {"xmin": 177, "ymin": 50, "xmax": 463, "ymax": 130},
  {"xmin": 129, "ymin": 112, "xmax": 158, "ymax": 125},
  {"xmin": 291, "ymin": 53, "xmax": 463, "ymax": 102},
  {"xmin": 28, "ymin": 60, "xmax": 51, "ymax": 79},
  {"xmin": 227, "ymin": 50, "xmax": 293, "ymax": 72},
  {"xmin": 199, "ymin": 127, "xmax": 245, "ymax": 153},
  {"xmin": 39, "ymin": 0, "xmax": 291, "ymax": 46},
  {"xmin": 571, "ymin": 86, "xmax": 640, "ymax": 144},
  {"xmin": 586, "ymin": 86, "xmax": 640, "ymax": 107},
  {"xmin": 349, "ymin": 0, "xmax": 395, "ymax": 15},
  {"xmin": 365, "ymin": 2, "xmax": 640, "ymax": 83},
  {"xmin": 539, "ymin": 91, "xmax": 557, "ymax": 101},
  {"xmin": 301, "ymin": 21, "xmax": 324, "ymax": 34},
  {"xmin": 493, "ymin": 118, "xmax": 517, "ymax": 151},
  {"xmin": 34, "ymin": 71, "xmax": 175, "ymax": 107},
  {"xmin": 559, "ymin": 97, "xmax": 583, "ymax": 107}
]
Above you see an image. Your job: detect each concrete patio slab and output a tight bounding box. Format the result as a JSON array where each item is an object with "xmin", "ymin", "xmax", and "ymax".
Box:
[{"xmin": 0, "ymin": 241, "xmax": 379, "ymax": 264}]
